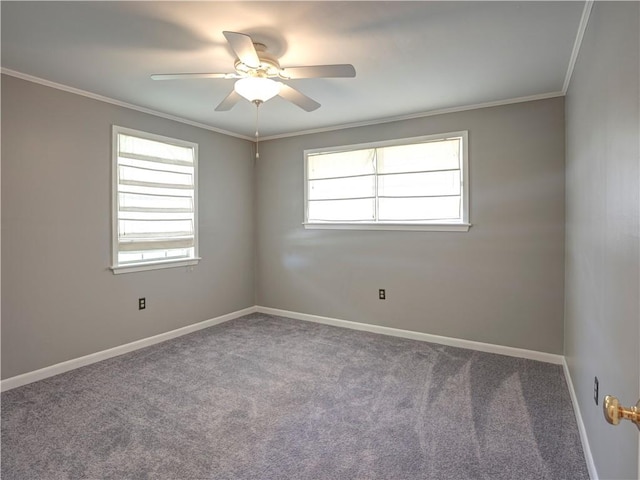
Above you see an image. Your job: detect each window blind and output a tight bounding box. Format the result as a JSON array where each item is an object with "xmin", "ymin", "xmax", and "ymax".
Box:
[
  {"xmin": 305, "ymin": 134, "xmax": 466, "ymax": 225},
  {"xmin": 113, "ymin": 128, "xmax": 198, "ymax": 270}
]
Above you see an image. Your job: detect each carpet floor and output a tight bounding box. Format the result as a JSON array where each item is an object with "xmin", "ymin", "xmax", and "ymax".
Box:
[{"xmin": 2, "ymin": 313, "xmax": 589, "ymax": 479}]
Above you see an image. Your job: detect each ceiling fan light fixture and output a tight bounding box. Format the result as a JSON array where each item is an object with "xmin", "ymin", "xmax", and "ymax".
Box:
[{"xmin": 234, "ymin": 77, "xmax": 281, "ymax": 103}]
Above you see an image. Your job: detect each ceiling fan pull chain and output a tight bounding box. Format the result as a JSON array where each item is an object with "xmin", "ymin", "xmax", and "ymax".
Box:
[{"xmin": 254, "ymin": 100, "xmax": 261, "ymax": 159}]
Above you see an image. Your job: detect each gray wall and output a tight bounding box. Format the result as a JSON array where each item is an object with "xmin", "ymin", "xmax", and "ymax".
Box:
[
  {"xmin": 1, "ymin": 75, "xmax": 256, "ymax": 379},
  {"xmin": 564, "ymin": 2, "xmax": 640, "ymax": 479},
  {"xmin": 256, "ymin": 98, "xmax": 566, "ymax": 354}
]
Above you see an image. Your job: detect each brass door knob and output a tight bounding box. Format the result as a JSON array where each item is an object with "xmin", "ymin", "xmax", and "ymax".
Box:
[{"xmin": 603, "ymin": 395, "xmax": 640, "ymax": 430}]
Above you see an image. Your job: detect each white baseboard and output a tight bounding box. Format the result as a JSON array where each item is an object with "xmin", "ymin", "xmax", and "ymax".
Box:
[
  {"xmin": 563, "ymin": 358, "xmax": 598, "ymax": 480},
  {"xmin": 1, "ymin": 304, "xmax": 564, "ymax": 392},
  {"xmin": 0, "ymin": 306, "xmax": 257, "ymax": 392},
  {"xmin": 256, "ymin": 306, "xmax": 564, "ymax": 365}
]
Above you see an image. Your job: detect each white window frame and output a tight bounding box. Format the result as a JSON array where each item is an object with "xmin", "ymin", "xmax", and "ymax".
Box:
[
  {"xmin": 303, "ymin": 131, "xmax": 470, "ymax": 232},
  {"xmin": 111, "ymin": 126, "xmax": 200, "ymax": 274}
]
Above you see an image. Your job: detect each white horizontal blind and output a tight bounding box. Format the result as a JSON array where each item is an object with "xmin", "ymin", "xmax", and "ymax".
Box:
[
  {"xmin": 113, "ymin": 127, "xmax": 198, "ymax": 269},
  {"xmin": 307, "ymin": 149, "xmax": 376, "ymax": 221},
  {"xmin": 305, "ymin": 133, "xmax": 467, "ymax": 225}
]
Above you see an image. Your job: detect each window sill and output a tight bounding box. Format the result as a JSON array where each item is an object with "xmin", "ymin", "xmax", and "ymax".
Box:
[
  {"xmin": 303, "ymin": 223, "xmax": 471, "ymax": 232},
  {"xmin": 110, "ymin": 257, "xmax": 201, "ymax": 275}
]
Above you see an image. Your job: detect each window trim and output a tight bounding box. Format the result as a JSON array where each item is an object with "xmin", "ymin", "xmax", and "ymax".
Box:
[
  {"xmin": 110, "ymin": 125, "xmax": 200, "ymax": 274},
  {"xmin": 303, "ymin": 131, "xmax": 470, "ymax": 232}
]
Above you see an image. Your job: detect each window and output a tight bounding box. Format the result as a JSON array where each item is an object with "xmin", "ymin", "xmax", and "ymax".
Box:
[
  {"xmin": 304, "ymin": 131, "xmax": 469, "ymax": 231},
  {"xmin": 111, "ymin": 126, "xmax": 199, "ymax": 274}
]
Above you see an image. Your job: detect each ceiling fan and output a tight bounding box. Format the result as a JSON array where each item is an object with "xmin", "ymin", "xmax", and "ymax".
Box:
[{"xmin": 151, "ymin": 31, "xmax": 356, "ymax": 112}]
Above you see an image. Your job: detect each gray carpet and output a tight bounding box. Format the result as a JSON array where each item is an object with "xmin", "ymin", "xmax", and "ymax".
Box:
[{"xmin": 2, "ymin": 313, "xmax": 589, "ymax": 479}]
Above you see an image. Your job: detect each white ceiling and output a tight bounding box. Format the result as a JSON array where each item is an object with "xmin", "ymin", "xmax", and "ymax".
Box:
[{"xmin": 1, "ymin": 1, "xmax": 585, "ymax": 139}]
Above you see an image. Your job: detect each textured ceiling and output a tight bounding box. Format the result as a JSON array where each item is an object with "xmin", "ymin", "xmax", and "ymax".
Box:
[{"xmin": 1, "ymin": 1, "xmax": 585, "ymax": 139}]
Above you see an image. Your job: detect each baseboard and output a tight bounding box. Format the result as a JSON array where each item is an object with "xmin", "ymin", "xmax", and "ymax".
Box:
[
  {"xmin": 256, "ymin": 306, "xmax": 564, "ymax": 365},
  {"xmin": 563, "ymin": 358, "xmax": 599, "ymax": 480},
  {"xmin": 1, "ymin": 305, "xmax": 565, "ymax": 392},
  {"xmin": 0, "ymin": 306, "xmax": 257, "ymax": 392}
]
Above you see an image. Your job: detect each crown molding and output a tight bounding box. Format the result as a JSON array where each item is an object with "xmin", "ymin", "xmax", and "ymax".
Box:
[
  {"xmin": 1, "ymin": 68, "xmax": 254, "ymax": 141},
  {"xmin": 3, "ymin": 67, "xmax": 566, "ymax": 143},
  {"xmin": 562, "ymin": 0, "xmax": 594, "ymax": 94},
  {"xmin": 260, "ymin": 91, "xmax": 565, "ymax": 141}
]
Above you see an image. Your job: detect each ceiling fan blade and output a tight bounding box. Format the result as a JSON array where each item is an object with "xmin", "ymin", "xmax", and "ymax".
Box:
[
  {"xmin": 223, "ymin": 31, "xmax": 260, "ymax": 69},
  {"xmin": 215, "ymin": 90, "xmax": 242, "ymax": 111},
  {"xmin": 278, "ymin": 83, "xmax": 321, "ymax": 112},
  {"xmin": 280, "ymin": 64, "xmax": 356, "ymax": 79},
  {"xmin": 151, "ymin": 73, "xmax": 239, "ymax": 80}
]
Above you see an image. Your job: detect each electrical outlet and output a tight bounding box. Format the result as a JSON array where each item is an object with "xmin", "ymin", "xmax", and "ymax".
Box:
[
  {"xmin": 139, "ymin": 297, "xmax": 146, "ymax": 310},
  {"xmin": 594, "ymin": 377, "xmax": 599, "ymax": 405},
  {"xmin": 379, "ymin": 289, "xmax": 386, "ymax": 300}
]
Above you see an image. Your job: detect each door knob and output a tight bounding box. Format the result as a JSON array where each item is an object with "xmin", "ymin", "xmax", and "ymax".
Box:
[{"xmin": 603, "ymin": 395, "xmax": 640, "ymax": 430}]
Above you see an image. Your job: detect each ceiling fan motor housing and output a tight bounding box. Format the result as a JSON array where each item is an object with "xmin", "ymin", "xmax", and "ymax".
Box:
[{"xmin": 234, "ymin": 43, "xmax": 282, "ymax": 78}]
